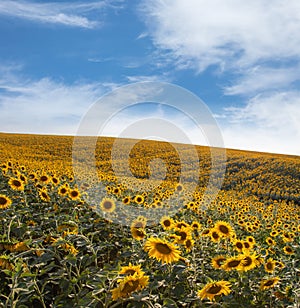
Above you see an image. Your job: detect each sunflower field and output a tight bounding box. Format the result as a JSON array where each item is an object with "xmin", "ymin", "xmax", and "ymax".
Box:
[{"xmin": 0, "ymin": 132, "xmax": 299, "ymax": 307}]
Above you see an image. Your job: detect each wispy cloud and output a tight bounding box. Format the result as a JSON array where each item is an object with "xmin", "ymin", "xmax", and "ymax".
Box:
[
  {"xmin": 224, "ymin": 65, "xmax": 300, "ymax": 96},
  {"xmin": 0, "ymin": 65, "xmax": 116, "ymax": 134},
  {"xmin": 140, "ymin": 0, "xmax": 300, "ymax": 72},
  {"xmin": 0, "ymin": 0, "xmax": 114, "ymax": 28},
  {"xmin": 126, "ymin": 74, "xmax": 171, "ymax": 83},
  {"xmin": 219, "ymin": 92, "xmax": 300, "ymax": 155},
  {"xmin": 139, "ymin": 0, "xmax": 300, "ymax": 155}
]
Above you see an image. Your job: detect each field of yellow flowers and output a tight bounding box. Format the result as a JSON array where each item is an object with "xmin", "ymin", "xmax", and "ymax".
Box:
[{"xmin": 0, "ymin": 132, "xmax": 299, "ymax": 307}]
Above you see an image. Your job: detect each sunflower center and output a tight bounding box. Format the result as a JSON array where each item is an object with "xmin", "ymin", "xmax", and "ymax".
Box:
[
  {"xmin": 124, "ymin": 269, "xmax": 136, "ymax": 275},
  {"xmin": 0, "ymin": 197, "xmax": 7, "ymax": 205},
  {"xmin": 155, "ymin": 243, "xmax": 172, "ymax": 254},
  {"xmin": 163, "ymin": 220, "xmax": 171, "ymax": 227},
  {"xmin": 228, "ymin": 260, "xmax": 240, "ymax": 267},
  {"xmin": 219, "ymin": 225, "xmax": 229, "ymax": 234},
  {"xmin": 212, "ymin": 232, "xmax": 219, "ymax": 239},
  {"xmin": 236, "ymin": 242, "xmax": 243, "ymax": 249},
  {"xmin": 40, "ymin": 176, "xmax": 48, "ymax": 182},
  {"xmin": 244, "ymin": 242, "xmax": 250, "ymax": 249},
  {"xmin": 264, "ymin": 280, "xmax": 275, "ymax": 287},
  {"xmin": 185, "ymin": 239, "xmax": 192, "ymax": 248},
  {"xmin": 12, "ymin": 180, "xmax": 21, "ymax": 187},
  {"xmin": 135, "ymin": 229, "xmax": 144, "ymax": 237},
  {"xmin": 103, "ymin": 201, "xmax": 113, "ymax": 209},
  {"xmin": 266, "ymin": 263, "xmax": 273, "ymax": 270},
  {"xmin": 179, "ymin": 232, "xmax": 188, "ymax": 240},
  {"xmin": 216, "ymin": 258, "xmax": 226, "ymax": 267},
  {"xmin": 208, "ymin": 285, "xmax": 222, "ymax": 294},
  {"xmin": 121, "ymin": 280, "xmax": 139, "ymax": 293},
  {"xmin": 243, "ymin": 257, "xmax": 252, "ymax": 266},
  {"xmin": 71, "ymin": 191, "xmax": 79, "ymax": 197}
]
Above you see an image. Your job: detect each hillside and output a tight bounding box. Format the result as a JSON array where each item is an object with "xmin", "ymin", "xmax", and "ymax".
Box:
[
  {"xmin": 0, "ymin": 132, "xmax": 299, "ymax": 307},
  {"xmin": 0, "ymin": 132, "xmax": 299, "ymax": 205}
]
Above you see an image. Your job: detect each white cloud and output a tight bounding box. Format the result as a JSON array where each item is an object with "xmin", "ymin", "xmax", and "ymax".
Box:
[
  {"xmin": 0, "ymin": 67, "xmax": 115, "ymax": 134},
  {"xmin": 140, "ymin": 0, "xmax": 300, "ymax": 71},
  {"xmin": 224, "ymin": 66, "xmax": 300, "ymax": 96},
  {"xmin": 140, "ymin": 0, "xmax": 300, "ymax": 155},
  {"xmin": 220, "ymin": 92, "xmax": 300, "ymax": 155},
  {"xmin": 126, "ymin": 74, "xmax": 171, "ymax": 83},
  {"xmin": 0, "ymin": 0, "xmax": 112, "ymax": 28}
]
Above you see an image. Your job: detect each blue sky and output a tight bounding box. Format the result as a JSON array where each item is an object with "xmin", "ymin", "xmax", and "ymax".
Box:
[{"xmin": 0, "ymin": 0, "xmax": 300, "ymax": 155}]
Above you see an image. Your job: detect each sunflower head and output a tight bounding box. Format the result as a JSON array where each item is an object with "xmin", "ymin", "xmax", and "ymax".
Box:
[
  {"xmin": 214, "ymin": 221, "xmax": 234, "ymax": 238},
  {"xmin": 111, "ymin": 273, "xmax": 149, "ymax": 300},
  {"xmin": 264, "ymin": 258, "xmax": 276, "ymax": 273},
  {"xmin": 100, "ymin": 197, "xmax": 116, "ymax": 213},
  {"xmin": 144, "ymin": 237, "xmax": 181, "ymax": 264},
  {"xmin": 222, "ymin": 256, "xmax": 242, "ymax": 271},
  {"xmin": 260, "ymin": 277, "xmax": 280, "ymax": 290},
  {"xmin": 118, "ymin": 263, "xmax": 144, "ymax": 277},
  {"xmin": 131, "ymin": 227, "xmax": 146, "ymax": 241},
  {"xmin": 160, "ymin": 216, "xmax": 174, "ymax": 230},
  {"xmin": 211, "ymin": 255, "xmax": 226, "ymax": 269},
  {"xmin": 8, "ymin": 178, "xmax": 24, "ymax": 191},
  {"xmin": 198, "ymin": 280, "xmax": 231, "ymax": 301},
  {"xmin": 0, "ymin": 195, "xmax": 12, "ymax": 209}
]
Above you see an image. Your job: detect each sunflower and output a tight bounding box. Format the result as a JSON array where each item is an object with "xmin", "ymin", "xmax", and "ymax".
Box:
[
  {"xmin": 6, "ymin": 242, "xmax": 29, "ymax": 252},
  {"xmin": 8, "ymin": 178, "xmax": 24, "ymax": 191},
  {"xmin": 270, "ymin": 230, "xmax": 279, "ymax": 237},
  {"xmin": 211, "ymin": 255, "xmax": 226, "ymax": 269},
  {"xmin": 39, "ymin": 175, "xmax": 50, "ymax": 184},
  {"xmin": 160, "ymin": 216, "xmax": 174, "ymax": 230},
  {"xmin": 175, "ymin": 183, "xmax": 184, "ymax": 193},
  {"xmin": 184, "ymin": 237, "xmax": 194, "ymax": 252},
  {"xmin": 100, "ymin": 197, "xmax": 116, "ymax": 213},
  {"xmin": 0, "ymin": 255, "xmax": 14, "ymax": 271},
  {"xmin": 283, "ymin": 246, "xmax": 294, "ymax": 255},
  {"xmin": 39, "ymin": 189, "xmax": 50, "ymax": 202},
  {"xmin": 191, "ymin": 221, "xmax": 201, "ymax": 230},
  {"xmin": 266, "ymin": 237, "xmax": 276, "ymax": 246},
  {"xmin": 119, "ymin": 263, "xmax": 144, "ymax": 277},
  {"xmin": 282, "ymin": 233, "xmax": 293, "ymax": 243},
  {"xmin": 264, "ymin": 258, "xmax": 276, "ymax": 273},
  {"xmin": 144, "ymin": 237, "xmax": 181, "ymax": 264},
  {"xmin": 131, "ymin": 216, "xmax": 147, "ymax": 229},
  {"xmin": 210, "ymin": 228, "xmax": 221, "ymax": 243},
  {"xmin": 232, "ymin": 239, "xmax": 244, "ymax": 252},
  {"xmin": 0, "ymin": 194, "xmax": 12, "ymax": 209},
  {"xmin": 19, "ymin": 174, "xmax": 27, "ymax": 184},
  {"xmin": 51, "ymin": 176, "xmax": 60, "ymax": 185},
  {"xmin": 275, "ymin": 261, "xmax": 285, "ymax": 269},
  {"xmin": 197, "ymin": 280, "xmax": 231, "ymax": 301},
  {"xmin": 58, "ymin": 185, "xmax": 69, "ymax": 196},
  {"xmin": 176, "ymin": 227, "xmax": 192, "ymax": 244},
  {"xmin": 260, "ymin": 277, "xmax": 280, "ymax": 291},
  {"xmin": 134, "ymin": 195, "xmax": 144, "ymax": 204},
  {"xmin": 239, "ymin": 252, "xmax": 260, "ymax": 272},
  {"xmin": 174, "ymin": 220, "xmax": 189, "ymax": 229},
  {"xmin": 69, "ymin": 189, "xmax": 81, "ymax": 201},
  {"xmin": 246, "ymin": 236, "xmax": 256, "ymax": 246},
  {"xmin": 222, "ymin": 256, "xmax": 242, "ymax": 271},
  {"xmin": 111, "ymin": 273, "xmax": 149, "ymax": 301},
  {"xmin": 214, "ymin": 221, "xmax": 234, "ymax": 238},
  {"xmin": 201, "ymin": 229, "xmax": 211, "ymax": 237},
  {"xmin": 131, "ymin": 227, "xmax": 146, "ymax": 241},
  {"xmin": 61, "ymin": 242, "xmax": 79, "ymax": 255},
  {"xmin": 122, "ymin": 196, "xmax": 131, "ymax": 205}
]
